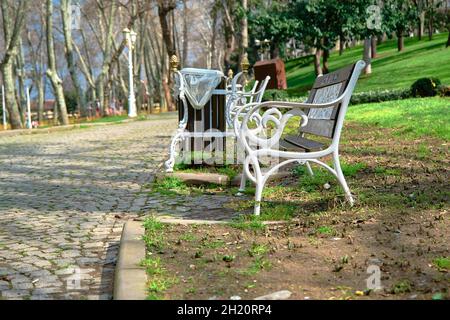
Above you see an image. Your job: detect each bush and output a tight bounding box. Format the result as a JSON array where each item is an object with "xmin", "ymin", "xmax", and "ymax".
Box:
[
  {"xmin": 437, "ymin": 84, "xmax": 450, "ymax": 97},
  {"xmin": 349, "ymin": 88, "xmax": 412, "ymax": 105},
  {"xmin": 262, "ymin": 89, "xmax": 290, "ymax": 102},
  {"xmin": 411, "ymin": 77, "xmax": 441, "ymax": 97},
  {"xmin": 64, "ymin": 90, "xmax": 78, "ymax": 114}
]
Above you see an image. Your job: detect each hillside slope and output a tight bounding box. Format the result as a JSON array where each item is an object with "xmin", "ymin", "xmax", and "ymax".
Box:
[{"xmin": 285, "ymin": 33, "xmax": 450, "ymax": 96}]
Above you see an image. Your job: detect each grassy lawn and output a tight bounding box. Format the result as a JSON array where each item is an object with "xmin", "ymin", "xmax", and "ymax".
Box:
[
  {"xmin": 286, "ymin": 33, "xmax": 450, "ymax": 96},
  {"xmin": 347, "ymin": 97, "xmax": 450, "ymax": 140},
  {"xmin": 143, "ymin": 97, "xmax": 449, "ymax": 300},
  {"xmin": 86, "ymin": 115, "xmax": 129, "ymax": 123}
]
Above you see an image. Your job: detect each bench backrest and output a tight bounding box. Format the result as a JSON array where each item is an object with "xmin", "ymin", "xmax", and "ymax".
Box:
[{"xmin": 300, "ymin": 63, "xmax": 356, "ymax": 139}]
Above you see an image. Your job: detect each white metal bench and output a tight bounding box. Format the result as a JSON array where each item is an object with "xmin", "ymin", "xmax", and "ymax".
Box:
[
  {"xmin": 164, "ymin": 61, "xmax": 270, "ymax": 172},
  {"xmin": 236, "ymin": 60, "xmax": 366, "ymax": 215}
]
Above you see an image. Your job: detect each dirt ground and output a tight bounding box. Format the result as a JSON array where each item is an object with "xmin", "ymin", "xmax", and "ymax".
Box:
[
  {"xmin": 144, "ymin": 210, "xmax": 448, "ymax": 300},
  {"xmin": 144, "ymin": 122, "xmax": 449, "ymax": 300}
]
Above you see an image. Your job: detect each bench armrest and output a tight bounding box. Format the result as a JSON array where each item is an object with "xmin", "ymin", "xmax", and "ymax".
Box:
[
  {"xmin": 236, "ymin": 91, "xmax": 348, "ymax": 151},
  {"xmin": 234, "ymin": 102, "xmax": 308, "ymax": 151}
]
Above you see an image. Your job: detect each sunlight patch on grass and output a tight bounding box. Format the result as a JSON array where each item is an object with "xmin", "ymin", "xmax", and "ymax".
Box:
[{"xmin": 346, "ymin": 97, "xmax": 450, "ymax": 140}]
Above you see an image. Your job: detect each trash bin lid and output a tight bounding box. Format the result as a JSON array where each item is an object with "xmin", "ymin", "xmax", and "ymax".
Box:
[{"xmin": 179, "ymin": 68, "xmax": 224, "ymax": 110}]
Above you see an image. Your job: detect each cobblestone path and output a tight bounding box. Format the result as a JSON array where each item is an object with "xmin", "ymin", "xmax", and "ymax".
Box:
[{"xmin": 0, "ymin": 117, "xmax": 183, "ymax": 300}]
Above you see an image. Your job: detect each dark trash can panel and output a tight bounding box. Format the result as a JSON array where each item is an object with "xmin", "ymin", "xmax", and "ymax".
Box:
[
  {"xmin": 177, "ymin": 80, "xmax": 226, "ymax": 164},
  {"xmin": 254, "ymin": 58, "xmax": 287, "ymax": 90}
]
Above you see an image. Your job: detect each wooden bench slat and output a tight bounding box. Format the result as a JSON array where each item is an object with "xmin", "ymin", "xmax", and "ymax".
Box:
[{"xmin": 282, "ymin": 135, "xmax": 324, "ymax": 152}]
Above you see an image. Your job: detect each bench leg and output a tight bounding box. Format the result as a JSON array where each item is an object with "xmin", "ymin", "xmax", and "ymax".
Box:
[
  {"xmin": 236, "ymin": 172, "xmax": 247, "ymax": 196},
  {"xmin": 254, "ymin": 182, "xmax": 264, "ymax": 216},
  {"xmin": 306, "ymin": 161, "xmax": 314, "ymax": 176},
  {"xmin": 165, "ymin": 131, "xmax": 185, "ymax": 172},
  {"xmin": 332, "ymin": 152, "xmax": 354, "ymax": 206}
]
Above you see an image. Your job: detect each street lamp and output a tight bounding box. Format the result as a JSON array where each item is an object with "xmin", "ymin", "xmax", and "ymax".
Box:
[
  {"xmin": 254, "ymin": 39, "xmax": 271, "ymax": 61},
  {"xmin": 263, "ymin": 39, "xmax": 271, "ymax": 60},
  {"xmin": 123, "ymin": 28, "xmax": 138, "ymax": 118},
  {"xmin": 255, "ymin": 39, "xmax": 263, "ymax": 61}
]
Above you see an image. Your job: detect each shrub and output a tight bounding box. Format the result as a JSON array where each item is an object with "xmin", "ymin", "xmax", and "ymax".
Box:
[
  {"xmin": 350, "ymin": 88, "xmax": 412, "ymax": 105},
  {"xmin": 285, "ymin": 88, "xmax": 412, "ymax": 105},
  {"xmin": 411, "ymin": 77, "xmax": 441, "ymax": 97},
  {"xmin": 262, "ymin": 89, "xmax": 290, "ymax": 102},
  {"xmin": 64, "ymin": 90, "xmax": 78, "ymax": 114},
  {"xmin": 437, "ymin": 84, "xmax": 450, "ymax": 97}
]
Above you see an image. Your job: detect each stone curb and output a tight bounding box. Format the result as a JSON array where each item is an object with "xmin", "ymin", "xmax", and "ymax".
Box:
[
  {"xmin": 153, "ymin": 216, "xmax": 289, "ymax": 226},
  {"xmin": 156, "ymin": 171, "xmax": 292, "ymax": 187},
  {"xmin": 113, "ymin": 220, "xmax": 147, "ymax": 300},
  {"xmin": 156, "ymin": 172, "xmax": 230, "ymax": 186}
]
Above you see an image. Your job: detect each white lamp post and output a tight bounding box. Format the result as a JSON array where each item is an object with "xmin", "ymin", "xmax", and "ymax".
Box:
[
  {"xmin": 123, "ymin": 28, "xmax": 138, "ymax": 118},
  {"xmin": 26, "ymin": 87, "xmax": 32, "ymax": 129}
]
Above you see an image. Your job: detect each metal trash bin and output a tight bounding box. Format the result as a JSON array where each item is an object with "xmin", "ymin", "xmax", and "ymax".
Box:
[
  {"xmin": 254, "ymin": 58, "xmax": 287, "ymax": 90},
  {"xmin": 165, "ymin": 67, "xmax": 228, "ymax": 171},
  {"xmin": 178, "ymin": 78, "xmax": 226, "ymax": 165}
]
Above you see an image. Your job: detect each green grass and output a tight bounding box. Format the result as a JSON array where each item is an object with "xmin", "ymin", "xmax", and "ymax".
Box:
[
  {"xmin": 433, "ymin": 257, "xmax": 450, "ymax": 271},
  {"xmin": 142, "ymin": 218, "xmax": 178, "ymax": 300},
  {"xmin": 141, "ymin": 257, "xmax": 165, "ymax": 275},
  {"xmin": 86, "ymin": 115, "xmax": 128, "ymax": 123},
  {"xmin": 391, "ymin": 280, "xmax": 412, "ymax": 294},
  {"xmin": 173, "ymin": 164, "xmax": 240, "ymax": 180},
  {"xmin": 316, "ymin": 226, "xmax": 335, "ymax": 236},
  {"xmin": 242, "ymin": 257, "xmax": 272, "ymax": 276},
  {"xmin": 346, "ymin": 97, "xmax": 450, "ymax": 140},
  {"xmin": 143, "ymin": 217, "xmax": 166, "ymax": 250},
  {"xmin": 293, "ymin": 161, "xmax": 367, "ymax": 193},
  {"xmin": 247, "ymin": 243, "xmax": 269, "ymax": 257},
  {"xmin": 228, "ymin": 215, "xmax": 266, "ymax": 231},
  {"xmin": 285, "ymin": 33, "xmax": 450, "ymax": 96},
  {"xmin": 202, "ymin": 239, "xmax": 225, "ymax": 249},
  {"xmin": 151, "ymin": 176, "xmax": 189, "ymax": 196}
]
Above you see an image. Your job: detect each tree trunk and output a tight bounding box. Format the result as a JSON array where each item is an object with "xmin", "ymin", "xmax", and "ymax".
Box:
[
  {"xmin": 322, "ymin": 49, "xmax": 329, "ymax": 74},
  {"xmin": 0, "ymin": 63, "xmax": 22, "ymax": 129},
  {"xmin": 238, "ymin": 0, "xmax": 248, "ymax": 70},
  {"xmin": 16, "ymin": 54, "xmax": 27, "ymax": 124},
  {"xmin": 371, "ymin": 36, "xmax": 377, "ymax": 59},
  {"xmin": 339, "ymin": 35, "xmax": 344, "ymax": 56},
  {"xmin": 37, "ymin": 80, "xmax": 45, "ymax": 123},
  {"xmin": 271, "ymin": 44, "xmax": 280, "ymax": 59},
  {"xmin": 158, "ymin": 1, "xmax": 177, "ymax": 58},
  {"xmin": 224, "ymin": 30, "xmax": 235, "ymax": 71},
  {"xmin": 314, "ymin": 49, "xmax": 323, "ymax": 76},
  {"xmin": 418, "ymin": 11, "xmax": 425, "ymax": 40},
  {"xmin": 157, "ymin": 0, "xmax": 176, "ymax": 111},
  {"xmin": 96, "ymin": 1, "xmax": 116, "ymax": 115},
  {"xmin": 0, "ymin": 0, "xmax": 28, "ymax": 129},
  {"xmin": 53, "ymin": 100, "xmax": 59, "ymax": 125},
  {"xmin": 428, "ymin": 13, "xmax": 434, "ymax": 40},
  {"xmin": 447, "ymin": 30, "xmax": 450, "ymax": 47},
  {"xmin": 46, "ymin": 0, "xmax": 69, "ymax": 125},
  {"xmin": 61, "ymin": 0, "xmax": 86, "ymax": 116},
  {"xmin": 363, "ymin": 38, "xmax": 372, "ymax": 74},
  {"xmin": 182, "ymin": 0, "xmax": 188, "ymax": 67},
  {"xmin": 397, "ymin": 31, "xmax": 404, "ymax": 51},
  {"xmin": 320, "ymin": 37, "xmax": 331, "ymax": 74},
  {"xmin": 210, "ymin": 8, "xmax": 218, "ymax": 69},
  {"xmin": 221, "ymin": 0, "xmax": 236, "ymax": 70}
]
